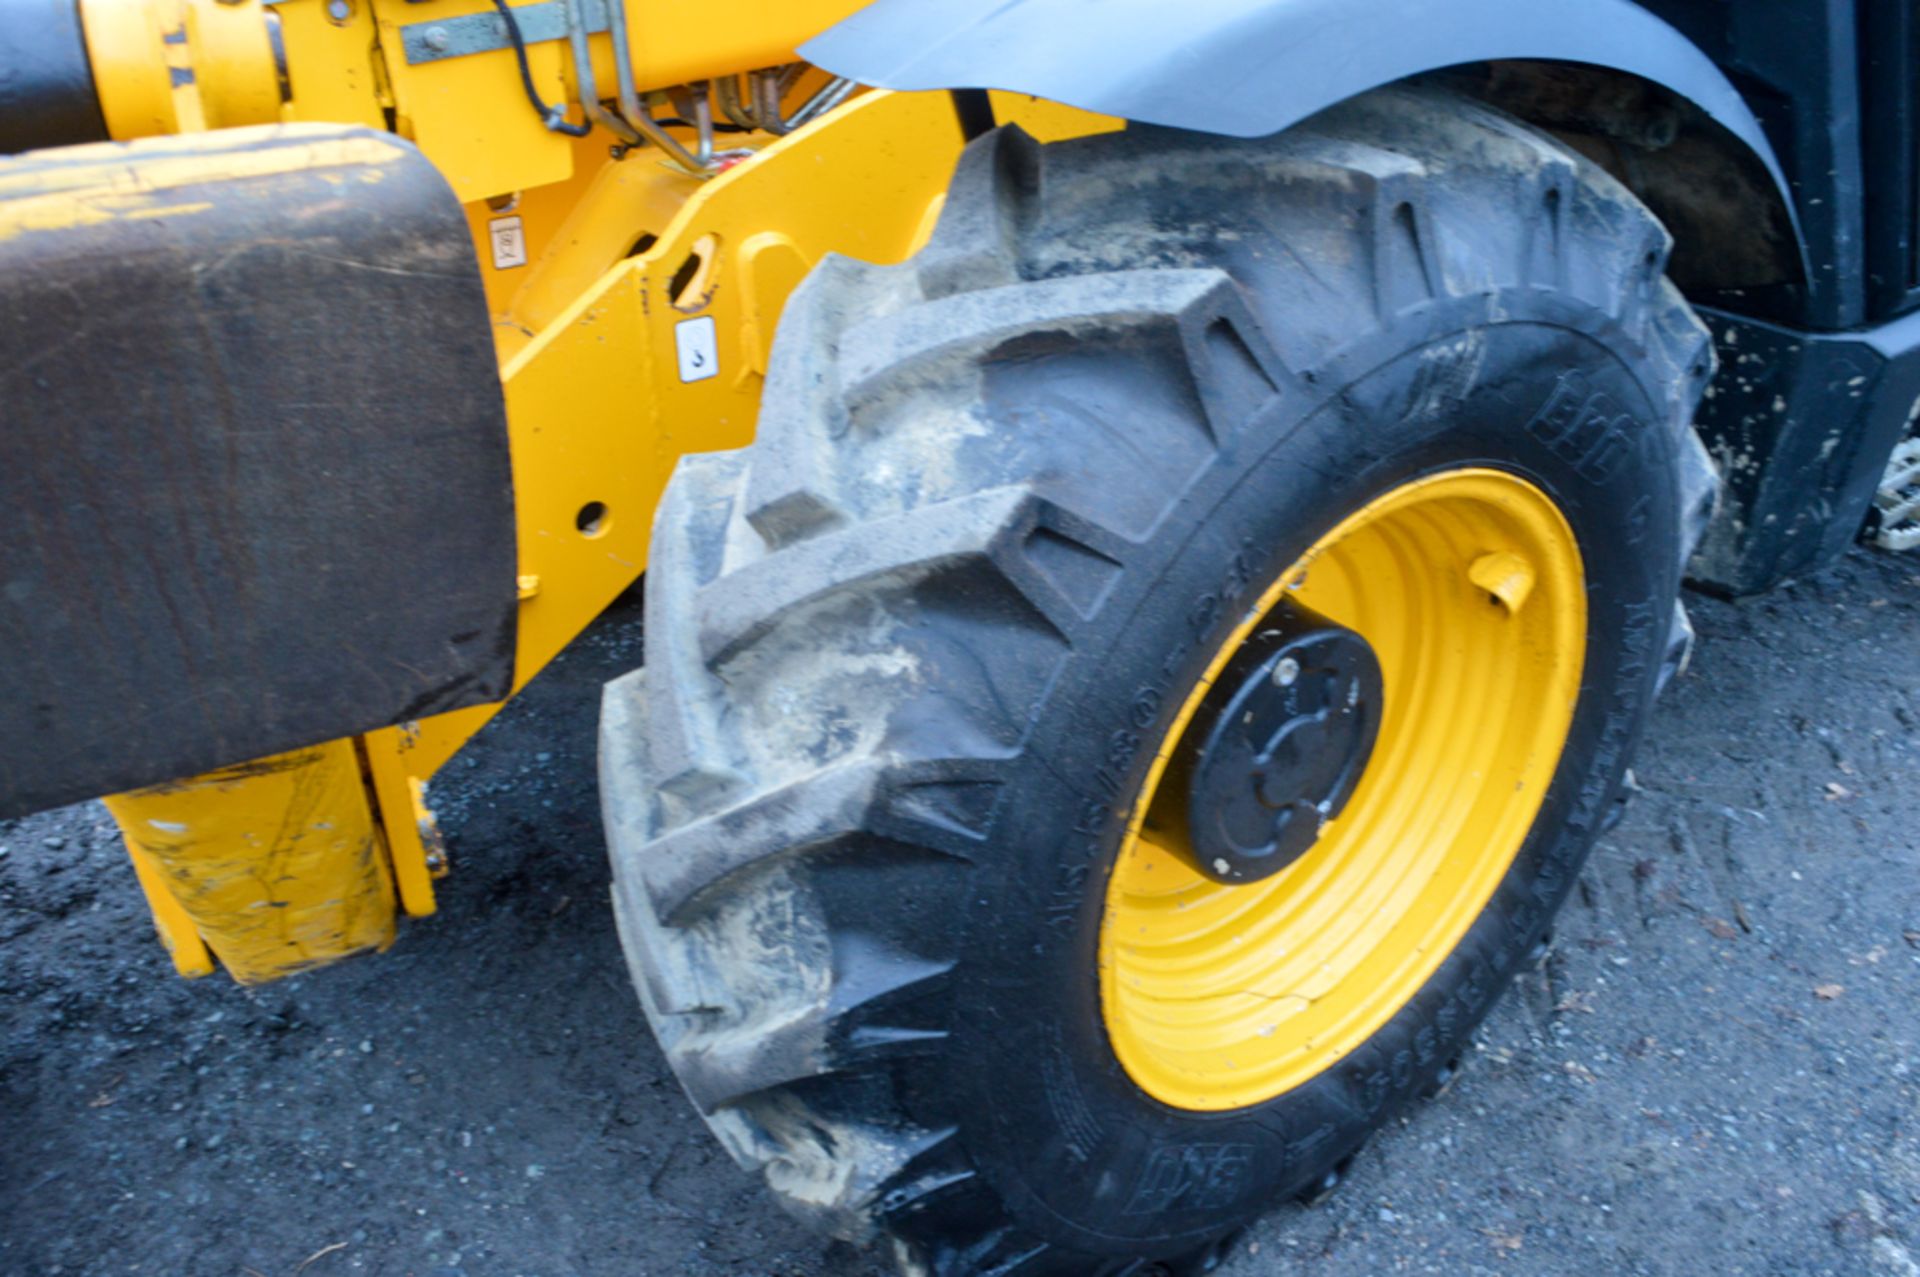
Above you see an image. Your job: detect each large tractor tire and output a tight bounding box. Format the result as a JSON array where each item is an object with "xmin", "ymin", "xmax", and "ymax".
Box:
[{"xmin": 601, "ymin": 85, "xmax": 1717, "ymax": 1276}]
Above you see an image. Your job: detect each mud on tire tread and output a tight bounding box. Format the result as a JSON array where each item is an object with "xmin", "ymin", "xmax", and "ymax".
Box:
[{"xmin": 603, "ymin": 85, "xmax": 1717, "ymax": 1276}]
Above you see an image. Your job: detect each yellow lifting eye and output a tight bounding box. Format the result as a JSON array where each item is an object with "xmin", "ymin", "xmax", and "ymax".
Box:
[{"xmin": 1098, "ymin": 468, "xmax": 1586, "ymax": 1111}]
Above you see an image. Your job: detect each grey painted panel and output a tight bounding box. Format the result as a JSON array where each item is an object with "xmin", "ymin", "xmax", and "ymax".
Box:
[{"xmin": 805, "ymin": 0, "xmax": 1793, "ymax": 218}]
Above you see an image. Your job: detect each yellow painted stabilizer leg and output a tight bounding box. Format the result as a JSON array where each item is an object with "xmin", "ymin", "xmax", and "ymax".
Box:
[
  {"xmin": 122, "ymin": 839, "xmax": 215, "ymax": 978},
  {"xmin": 105, "ymin": 740, "xmax": 398, "ymax": 984}
]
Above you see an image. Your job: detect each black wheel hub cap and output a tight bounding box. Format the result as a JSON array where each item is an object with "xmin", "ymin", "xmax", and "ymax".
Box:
[{"xmin": 1178, "ymin": 599, "xmax": 1384, "ymax": 885}]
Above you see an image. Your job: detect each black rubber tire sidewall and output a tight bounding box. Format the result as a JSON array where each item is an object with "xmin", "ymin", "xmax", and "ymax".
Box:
[{"xmin": 904, "ymin": 299, "xmax": 1684, "ymax": 1260}]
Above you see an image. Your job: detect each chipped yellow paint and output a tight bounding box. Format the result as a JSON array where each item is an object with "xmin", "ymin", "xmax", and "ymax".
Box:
[
  {"xmin": 369, "ymin": 0, "xmax": 576, "ymax": 202},
  {"xmin": 123, "ymin": 840, "xmax": 216, "ymax": 978},
  {"xmin": 79, "ymin": 0, "xmax": 180, "ymax": 138},
  {"xmin": 361, "ymin": 747, "xmax": 443, "ymax": 918},
  {"xmin": 81, "ymin": 0, "xmax": 284, "ymax": 139},
  {"xmin": 274, "ymin": 0, "xmax": 387, "ymax": 129},
  {"xmin": 105, "ymin": 741, "xmax": 398, "ymax": 984},
  {"xmin": 183, "ymin": 0, "xmax": 282, "ymax": 129}
]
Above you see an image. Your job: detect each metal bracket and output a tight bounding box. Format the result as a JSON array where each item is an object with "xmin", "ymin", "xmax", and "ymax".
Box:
[{"xmin": 401, "ymin": 0, "xmax": 608, "ymax": 66}]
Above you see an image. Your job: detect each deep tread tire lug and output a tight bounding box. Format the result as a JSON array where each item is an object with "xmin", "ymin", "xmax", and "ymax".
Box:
[{"xmin": 604, "ymin": 82, "xmax": 1723, "ymax": 1277}]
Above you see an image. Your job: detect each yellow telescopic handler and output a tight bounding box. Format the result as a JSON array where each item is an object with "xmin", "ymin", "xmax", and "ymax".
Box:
[{"xmin": 4, "ymin": 0, "xmax": 1914, "ymax": 1271}]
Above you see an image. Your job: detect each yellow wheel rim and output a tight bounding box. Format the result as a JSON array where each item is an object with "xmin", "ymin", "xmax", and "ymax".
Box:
[{"xmin": 1098, "ymin": 468, "xmax": 1586, "ymax": 1111}]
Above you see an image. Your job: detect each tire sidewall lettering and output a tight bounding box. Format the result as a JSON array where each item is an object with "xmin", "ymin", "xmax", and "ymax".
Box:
[{"xmin": 935, "ymin": 314, "xmax": 1684, "ymax": 1253}]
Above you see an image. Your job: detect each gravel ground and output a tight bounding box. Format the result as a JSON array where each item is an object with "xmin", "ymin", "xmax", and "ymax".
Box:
[{"xmin": 2, "ymin": 547, "xmax": 1916, "ymax": 1277}]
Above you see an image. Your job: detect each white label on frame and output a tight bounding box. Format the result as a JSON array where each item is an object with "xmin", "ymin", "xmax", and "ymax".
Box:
[
  {"xmin": 488, "ymin": 215, "xmax": 527, "ymax": 270},
  {"xmin": 675, "ymin": 315, "xmax": 719, "ymax": 383}
]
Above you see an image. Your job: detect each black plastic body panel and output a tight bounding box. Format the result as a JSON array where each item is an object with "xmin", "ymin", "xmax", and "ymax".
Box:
[
  {"xmin": 1689, "ymin": 306, "xmax": 1920, "ymax": 595},
  {"xmin": 0, "ymin": 127, "xmax": 516, "ymax": 818},
  {"xmin": 1859, "ymin": 0, "xmax": 1920, "ymax": 318},
  {"xmin": 1634, "ymin": 0, "xmax": 1869, "ymax": 329}
]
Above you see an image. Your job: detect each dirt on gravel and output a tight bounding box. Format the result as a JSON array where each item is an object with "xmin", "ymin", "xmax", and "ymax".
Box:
[{"xmin": 3, "ymin": 547, "xmax": 1917, "ymax": 1277}]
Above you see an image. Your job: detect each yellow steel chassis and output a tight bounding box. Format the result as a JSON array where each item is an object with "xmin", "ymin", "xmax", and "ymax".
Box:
[{"xmin": 70, "ymin": 0, "xmax": 1116, "ymax": 980}]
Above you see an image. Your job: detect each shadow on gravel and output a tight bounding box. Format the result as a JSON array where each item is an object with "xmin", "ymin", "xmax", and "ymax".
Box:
[{"xmin": 2, "ymin": 551, "xmax": 1916, "ymax": 1277}]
